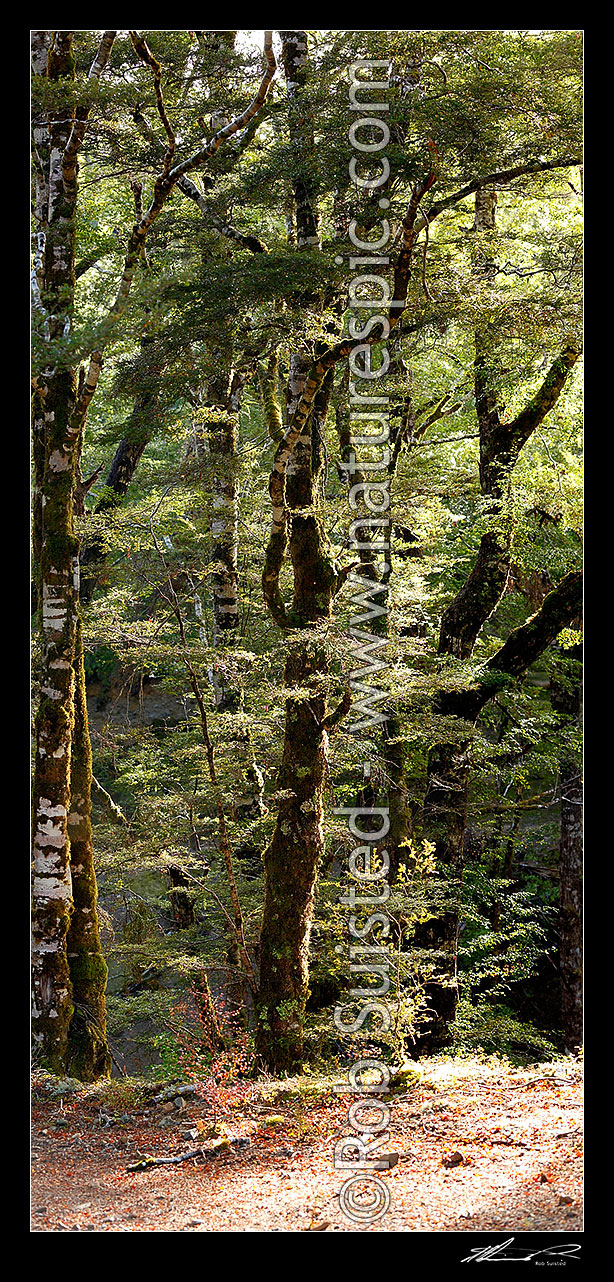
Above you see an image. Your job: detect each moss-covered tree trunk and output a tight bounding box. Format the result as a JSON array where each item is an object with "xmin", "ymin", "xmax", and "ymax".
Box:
[
  {"xmin": 257, "ymin": 636, "xmax": 330, "ymax": 1071},
  {"xmin": 257, "ymin": 29, "xmax": 340, "ymax": 1071},
  {"xmin": 31, "ymin": 29, "xmax": 82, "ymax": 1066},
  {"xmin": 257, "ymin": 494, "xmax": 341, "ymax": 1069},
  {"xmin": 257, "ymin": 414, "xmax": 341, "ymax": 1069},
  {"xmin": 257, "ymin": 356, "xmax": 338, "ymax": 1070},
  {"xmin": 65, "ymin": 620, "xmax": 112, "ymax": 1079},
  {"xmin": 31, "ymin": 366, "xmax": 80, "ymax": 1070},
  {"xmin": 31, "ymin": 30, "xmax": 115, "ymax": 1075}
]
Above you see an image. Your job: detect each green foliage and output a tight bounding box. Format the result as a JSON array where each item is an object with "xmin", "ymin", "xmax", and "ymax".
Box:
[
  {"xmin": 83, "ymin": 643, "xmax": 117, "ymax": 694},
  {"xmin": 452, "ymin": 998, "xmax": 560, "ymax": 1063},
  {"xmin": 460, "ymin": 868, "xmax": 552, "ymax": 997}
]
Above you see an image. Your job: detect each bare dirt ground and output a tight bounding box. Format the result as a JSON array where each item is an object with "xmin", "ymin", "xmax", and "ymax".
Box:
[{"xmin": 31, "ymin": 1058, "xmax": 582, "ymax": 1233}]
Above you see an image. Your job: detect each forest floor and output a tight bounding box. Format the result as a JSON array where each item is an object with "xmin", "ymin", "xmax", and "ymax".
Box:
[{"xmin": 31, "ymin": 1057, "xmax": 582, "ymax": 1233}]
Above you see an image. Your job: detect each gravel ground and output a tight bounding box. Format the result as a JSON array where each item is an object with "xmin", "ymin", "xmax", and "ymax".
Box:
[{"xmin": 31, "ymin": 1058, "xmax": 582, "ymax": 1232}]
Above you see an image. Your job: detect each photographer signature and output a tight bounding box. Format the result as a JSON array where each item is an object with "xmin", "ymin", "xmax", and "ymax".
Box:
[{"xmin": 461, "ymin": 1237, "xmax": 581, "ymax": 1263}]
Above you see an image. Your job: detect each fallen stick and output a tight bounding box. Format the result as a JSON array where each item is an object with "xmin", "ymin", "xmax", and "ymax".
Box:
[
  {"xmin": 127, "ymin": 1149, "xmax": 204, "ymax": 1171},
  {"xmin": 127, "ymin": 1136, "xmax": 249, "ymax": 1171}
]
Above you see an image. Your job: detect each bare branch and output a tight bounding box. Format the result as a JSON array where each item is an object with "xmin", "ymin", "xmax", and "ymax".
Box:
[
  {"xmin": 129, "ymin": 31, "xmax": 175, "ymax": 176},
  {"xmin": 421, "ymin": 156, "xmax": 581, "ymax": 230}
]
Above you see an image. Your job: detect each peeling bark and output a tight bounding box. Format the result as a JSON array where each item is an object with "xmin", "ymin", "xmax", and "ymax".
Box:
[{"xmin": 31, "ymin": 31, "xmax": 115, "ymax": 1074}]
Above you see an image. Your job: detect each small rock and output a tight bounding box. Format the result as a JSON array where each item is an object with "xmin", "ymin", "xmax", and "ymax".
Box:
[
  {"xmin": 442, "ymin": 1151, "xmax": 465, "ymax": 1168},
  {"xmin": 558, "ymin": 1195, "xmax": 573, "ymax": 1206},
  {"xmin": 372, "ymin": 1152, "xmax": 399, "ymax": 1170}
]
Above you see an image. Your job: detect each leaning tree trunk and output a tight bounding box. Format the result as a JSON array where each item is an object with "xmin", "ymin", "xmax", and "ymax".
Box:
[{"xmin": 79, "ymin": 340, "xmax": 165, "ymax": 603}]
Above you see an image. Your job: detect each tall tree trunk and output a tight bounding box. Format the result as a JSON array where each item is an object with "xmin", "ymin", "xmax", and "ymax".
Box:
[
  {"xmin": 65, "ymin": 620, "xmax": 112, "ymax": 1079},
  {"xmin": 32, "ymin": 44, "xmax": 83, "ymax": 1052},
  {"xmin": 31, "ymin": 30, "xmax": 115, "ymax": 1075},
  {"xmin": 258, "ymin": 470, "xmax": 346, "ymax": 1070},
  {"xmin": 257, "ymin": 634, "xmax": 330, "ymax": 1071},
  {"xmin": 256, "ymin": 36, "xmax": 347, "ymax": 1068},
  {"xmin": 257, "ymin": 357, "xmax": 340, "ymax": 1069},
  {"xmin": 31, "ymin": 368, "xmax": 80, "ymax": 1070},
  {"xmin": 207, "ymin": 369, "xmax": 243, "ymax": 680}
]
